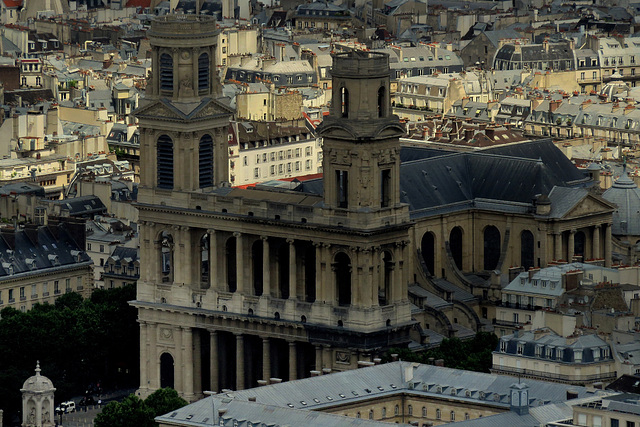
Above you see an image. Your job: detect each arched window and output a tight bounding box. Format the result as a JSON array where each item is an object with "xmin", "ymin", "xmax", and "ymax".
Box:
[
  {"xmin": 422, "ymin": 406, "xmax": 427, "ymax": 417},
  {"xmin": 157, "ymin": 135, "xmax": 174, "ymax": 189},
  {"xmin": 200, "ymin": 233, "xmax": 210, "ymax": 288},
  {"xmin": 450, "ymin": 227, "xmax": 463, "ymax": 270},
  {"xmin": 408, "ymin": 405, "xmax": 413, "ymax": 416},
  {"xmin": 160, "ymin": 353, "xmax": 174, "ymax": 389},
  {"xmin": 369, "ymin": 409, "xmax": 374, "ymax": 419},
  {"xmin": 378, "ymin": 86, "xmax": 385, "ymax": 117},
  {"xmin": 382, "ymin": 407, "xmax": 386, "ymax": 418},
  {"xmin": 199, "ymin": 134, "xmax": 214, "ymax": 188},
  {"xmin": 394, "ymin": 405, "xmax": 399, "ymax": 415},
  {"xmin": 483, "ymin": 225, "xmax": 501, "ymax": 270},
  {"xmin": 436, "ymin": 409, "xmax": 441, "ymax": 419},
  {"xmin": 335, "ymin": 252, "xmax": 351, "ymax": 306},
  {"xmin": 198, "ymin": 52, "xmax": 210, "ymax": 93},
  {"xmin": 340, "ymin": 87, "xmax": 349, "ymax": 118},
  {"xmin": 160, "ymin": 53, "xmax": 173, "ymax": 91},
  {"xmin": 450, "ymin": 411, "xmax": 455, "ymax": 421}
]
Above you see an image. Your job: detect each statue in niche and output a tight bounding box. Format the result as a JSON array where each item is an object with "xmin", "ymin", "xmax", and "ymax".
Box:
[{"xmin": 28, "ymin": 407, "xmax": 36, "ymax": 424}]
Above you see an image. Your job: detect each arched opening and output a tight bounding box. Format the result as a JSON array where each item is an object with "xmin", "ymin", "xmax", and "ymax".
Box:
[
  {"xmin": 199, "ymin": 134, "xmax": 213, "ymax": 188},
  {"xmin": 277, "ymin": 241, "xmax": 290, "ymax": 299},
  {"xmin": 160, "ymin": 231, "xmax": 173, "ymax": 283},
  {"xmin": 303, "ymin": 243, "xmax": 316, "ymax": 303},
  {"xmin": 334, "ymin": 252, "xmax": 351, "ymax": 306},
  {"xmin": 378, "ymin": 86, "xmax": 385, "ymax": 118},
  {"xmin": 252, "ymin": 240, "xmax": 263, "ymax": 296},
  {"xmin": 200, "ymin": 233, "xmax": 209, "ymax": 288},
  {"xmin": 520, "ymin": 230, "xmax": 535, "ymax": 270},
  {"xmin": 157, "ymin": 135, "xmax": 174, "ymax": 189},
  {"xmin": 421, "ymin": 231, "xmax": 436, "ymax": 275},
  {"xmin": 483, "ymin": 225, "xmax": 501, "ymax": 270},
  {"xmin": 340, "ymin": 87, "xmax": 349, "ymax": 118},
  {"xmin": 159, "ymin": 53, "xmax": 173, "ymax": 92},
  {"xmin": 574, "ymin": 231, "xmax": 586, "ymax": 258},
  {"xmin": 160, "ymin": 353, "xmax": 175, "ymax": 389},
  {"xmin": 225, "ymin": 236, "xmax": 237, "ymax": 292},
  {"xmin": 380, "ymin": 251, "xmax": 393, "ymax": 306},
  {"xmin": 198, "ymin": 52, "xmax": 209, "ymax": 93},
  {"xmin": 450, "ymin": 227, "xmax": 463, "ymax": 270}
]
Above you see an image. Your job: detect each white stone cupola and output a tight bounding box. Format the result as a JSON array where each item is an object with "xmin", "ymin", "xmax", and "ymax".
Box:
[{"xmin": 21, "ymin": 361, "xmax": 56, "ymax": 427}]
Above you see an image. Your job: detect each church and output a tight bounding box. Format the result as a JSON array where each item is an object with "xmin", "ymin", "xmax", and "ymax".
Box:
[{"xmin": 132, "ymin": 14, "xmax": 615, "ymax": 401}]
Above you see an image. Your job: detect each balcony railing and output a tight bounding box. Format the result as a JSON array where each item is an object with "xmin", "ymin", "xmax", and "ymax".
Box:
[{"xmin": 492, "ymin": 365, "xmax": 616, "ymax": 383}]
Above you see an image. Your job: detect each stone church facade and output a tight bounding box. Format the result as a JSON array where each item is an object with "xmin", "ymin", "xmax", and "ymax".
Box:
[{"xmin": 133, "ymin": 15, "xmax": 615, "ymax": 401}]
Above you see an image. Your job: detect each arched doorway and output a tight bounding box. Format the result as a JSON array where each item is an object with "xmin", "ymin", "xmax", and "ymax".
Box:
[
  {"xmin": 160, "ymin": 353, "xmax": 175, "ymax": 389},
  {"xmin": 421, "ymin": 232, "xmax": 436, "ymax": 275},
  {"xmin": 335, "ymin": 252, "xmax": 351, "ymax": 306},
  {"xmin": 449, "ymin": 227, "xmax": 463, "ymax": 270},
  {"xmin": 574, "ymin": 231, "xmax": 586, "ymax": 258},
  {"xmin": 483, "ymin": 226, "xmax": 501, "ymax": 270},
  {"xmin": 520, "ymin": 230, "xmax": 534, "ymax": 270}
]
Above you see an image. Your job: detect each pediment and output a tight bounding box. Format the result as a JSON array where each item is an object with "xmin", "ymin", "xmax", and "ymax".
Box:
[
  {"xmin": 191, "ymin": 98, "xmax": 235, "ymax": 120},
  {"xmin": 134, "ymin": 100, "xmax": 184, "ymax": 120},
  {"xmin": 562, "ymin": 194, "xmax": 615, "ymax": 219}
]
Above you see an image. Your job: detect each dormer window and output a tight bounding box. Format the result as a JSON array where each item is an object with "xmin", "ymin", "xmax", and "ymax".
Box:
[{"xmin": 500, "ymin": 340, "xmax": 508, "ymax": 352}]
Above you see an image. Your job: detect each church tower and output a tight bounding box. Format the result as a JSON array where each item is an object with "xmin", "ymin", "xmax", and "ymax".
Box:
[
  {"xmin": 136, "ymin": 15, "xmax": 232, "ymax": 194},
  {"xmin": 318, "ymin": 51, "xmax": 405, "ymax": 215}
]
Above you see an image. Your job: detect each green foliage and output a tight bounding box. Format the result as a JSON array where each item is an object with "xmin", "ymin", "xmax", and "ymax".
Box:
[
  {"xmin": 383, "ymin": 332, "xmax": 499, "ymax": 373},
  {"xmin": 94, "ymin": 389, "xmax": 188, "ymax": 427},
  {"xmin": 0, "ymin": 285, "xmax": 139, "ymax": 422}
]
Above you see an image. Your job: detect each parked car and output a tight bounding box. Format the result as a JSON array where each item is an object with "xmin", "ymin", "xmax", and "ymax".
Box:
[{"xmin": 55, "ymin": 401, "xmax": 76, "ymax": 413}]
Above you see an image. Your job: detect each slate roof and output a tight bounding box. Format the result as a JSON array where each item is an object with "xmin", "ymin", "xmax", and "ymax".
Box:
[
  {"xmin": 602, "ymin": 172, "xmax": 640, "ymax": 236},
  {"xmin": 497, "ymin": 329, "xmax": 611, "ymax": 364},
  {"xmin": 52, "ymin": 195, "xmax": 107, "ymax": 217},
  {"xmin": 0, "ymin": 224, "xmax": 91, "ymax": 281},
  {"xmin": 483, "ymin": 29, "xmax": 525, "ymax": 47},
  {"xmin": 157, "ymin": 360, "xmax": 606, "ymax": 427}
]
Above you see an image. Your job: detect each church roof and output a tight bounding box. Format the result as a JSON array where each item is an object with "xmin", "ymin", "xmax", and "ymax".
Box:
[{"xmin": 602, "ymin": 171, "xmax": 640, "ymax": 236}]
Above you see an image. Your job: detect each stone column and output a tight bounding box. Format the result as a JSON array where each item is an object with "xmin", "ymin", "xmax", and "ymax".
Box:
[
  {"xmin": 568, "ymin": 229, "xmax": 576, "ymax": 262},
  {"xmin": 262, "ymin": 338, "xmax": 271, "ymax": 381},
  {"xmin": 322, "ymin": 345, "xmax": 332, "ymax": 371},
  {"xmin": 174, "ymin": 326, "xmax": 183, "ymax": 392},
  {"xmin": 360, "ymin": 248, "xmax": 372, "ymax": 307},
  {"xmin": 262, "ymin": 236, "xmax": 270, "ymax": 297},
  {"xmin": 209, "ymin": 230, "xmax": 217, "ymax": 290},
  {"xmin": 288, "ymin": 341, "xmax": 297, "ymax": 381},
  {"xmin": 182, "ymin": 327, "xmax": 194, "ymax": 398},
  {"xmin": 235, "ymin": 334, "xmax": 245, "ymax": 390},
  {"xmin": 315, "ymin": 345, "xmax": 322, "ymax": 371},
  {"xmin": 372, "ymin": 247, "xmax": 380, "ymax": 307},
  {"xmin": 139, "ymin": 321, "xmax": 148, "ymax": 391},
  {"xmin": 209, "ymin": 331, "xmax": 218, "ymax": 392},
  {"xmin": 234, "ymin": 232, "xmax": 244, "ymax": 293},
  {"xmin": 593, "ymin": 225, "xmax": 601, "ymax": 259},
  {"xmin": 171, "ymin": 48, "xmax": 179, "ymax": 98},
  {"xmin": 148, "ymin": 322, "xmax": 158, "ymax": 389},
  {"xmin": 287, "ymin": 239, "xmax": 296, "ymax": 299},
  {"xmin": 554, "ymin": 232, "xmax": 562, "ymax": 261},
  {"xmin": 605, "ymin": 223, "xmax": 612, "ymax": 267},
  {"xmin": 192, "ymin": 47, "xmax": 199, "ymax": 97},
  {"xmin": 351, "ymin": 247, "xmax": 361, "ymax": 307}
]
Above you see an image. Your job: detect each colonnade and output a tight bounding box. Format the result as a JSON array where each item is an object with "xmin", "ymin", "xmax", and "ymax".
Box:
[
  {"xmin": 138, "ymin": 320, "xmax": 353, "ymax": 399},
  {"xmin": 553, "ymin": 224, "xmax": 612, "ymax": 266}
]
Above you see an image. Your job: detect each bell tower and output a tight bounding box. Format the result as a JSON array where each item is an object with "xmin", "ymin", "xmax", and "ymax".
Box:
[
  {"xmin": 318, "ymin": 51, "xmax": 405, "ymax": 214},
  {"xmin": 136, "ymin": 15, "xmax": 232, "ymax": 195}
]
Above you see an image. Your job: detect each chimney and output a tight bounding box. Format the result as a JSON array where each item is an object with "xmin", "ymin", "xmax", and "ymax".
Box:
[
  {"xmin": 535, "ymin": 194, "xmax": 551, "ymax": 215},
  {"xmin": 564, "ymin": 269, "xmax": 583, "ymax": 291},
  {"xmin": 549, "ymin": 100, "xmax": 561, "ymax": 112},
  {"xmin": 485, "ymin": 126, "xmax": 495, "ymax": 140},
  {"xmin": 464, "ymin": 128, "xmax": 474, "ymax": 141}
]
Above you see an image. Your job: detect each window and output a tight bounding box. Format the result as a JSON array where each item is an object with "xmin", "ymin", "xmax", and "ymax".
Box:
[
  {"xmin": 160, "ymin": 53, "xmax": 173, "ymax": 91},
  {"xmin": 593, "ymin": 71, "xmax": 597, "ymax": 79},
  {"xmin": 381, "ymin": 169, "xmax": 391, "ymax": 208},
  {"xmin": 8, "ymin": 289, "xmax": 13, "ymax": 302},
  {"xmin": 465, "ymin": 413, "xmax": 470, "ymax": 420},
  {"xmin": 20, "ymin": 287, "xmax": 25, "ymax": 299},
  {"xmin": 369, "ymin": 410, "xmax": 373, "ymax": 419},
  {"xmin": 408, "ymin": 405, "xmax": 412, "ymax": 416},
  {"xmin": 65, "ymin": 278, "xmax": 71, "ymax": 291},
  {"xmin": 450, "ymin": 411, "xmax": 455, "ymax": 421},
  {"xmin": 422, "ymin": 407, "xmax": 426, "ymax": 417},
  {"xmin": 100, "ymin": 244, "xmax": 105, "ymax": 253},
  {"xmin": 593, "ymin": 415, "xmax": 602, "ymax": 427},
  {"xmin": 199, "ymin": 134, "xmax": 214, "ymax": 188},
  {"xmin": 31, "ymin": 284, "xmax": 36, "ymax": 297},
  {"xmin": 436, "ymin": 409, "xmax": 441, "ymax": 420},
  {"xmin": 394, "ymin": 405, "xmax": 399, "ymax": 415},
  {"xmin": 382, "ymin": 407, "xmax": 386, "ymax": 418},
  {"xmin": 336, "ymin": 170, "xmax": 348, "ymax": 208},
  {"xmin": 157, "ymin": 135, "xmax": 174, "ymax": 189},
  {"xmin": 254, "ymin": 168, "xmax": 259, "ymax": 178}
]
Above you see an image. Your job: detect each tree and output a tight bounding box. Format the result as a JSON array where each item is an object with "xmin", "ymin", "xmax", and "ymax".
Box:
[
  {"xmin": 94, "ymin": 395, "xmax": 155, "ymax": 427},
  {"xmin": 94, "ymin": 389, "xmax": 187, "ymax": 427}
]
